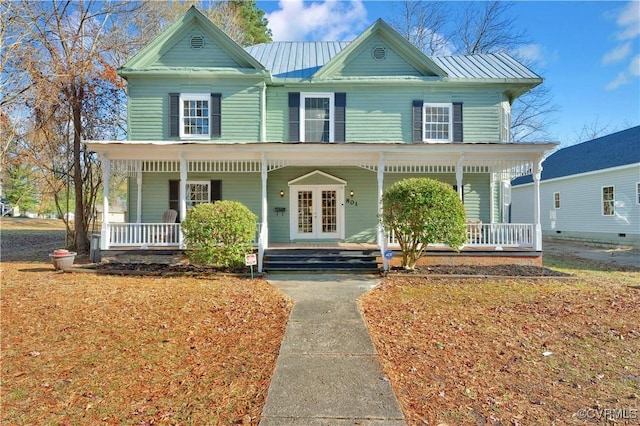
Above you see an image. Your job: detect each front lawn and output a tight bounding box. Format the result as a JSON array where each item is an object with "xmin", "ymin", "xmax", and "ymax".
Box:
[
  {"xmin": 360, "ymin": 269, "xmax": 640, "ymax": 425},
  {"xmin": 1, "ymin": 263, "xmax": 292, "ymax": 425}
]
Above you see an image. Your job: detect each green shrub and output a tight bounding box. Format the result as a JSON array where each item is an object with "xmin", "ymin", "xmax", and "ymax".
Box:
[
  {"xmin": 181, "ymin": 201, "xmax": 257, "ymax": 268},
  {"xmin": 381, "ymin": 177, "xmax": 467, "ymax": 269}
]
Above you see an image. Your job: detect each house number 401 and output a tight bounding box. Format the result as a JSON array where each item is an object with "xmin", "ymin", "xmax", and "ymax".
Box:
[{"xmin": 346, "ymin": 198, "xmax": 358, "ymax": 206}]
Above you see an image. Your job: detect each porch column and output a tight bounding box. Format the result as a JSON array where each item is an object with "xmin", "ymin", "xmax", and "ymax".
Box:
[
  {"xmin": 179, "ymin": 155, "xmax": 187, "ymax": 248},
  {"xmin": 100, "ymin": 154, "xmax": 110, "ymax": 250},
  {"xmin": 533, "ymin": 157, "xmax": 543, "ymax": 251},
  {"xmin": 489, "ymin": 173, "xmax": 496, "ymax": 223},
  {"xmin": 136, "ymin": 161, "xmax": 142, "ymax": 223},
  {"xmin": 456, "ymin": 154, "xmax": 464, "ymax": 200},
  {"xmin": 377, "ymin": 153, "xmax": 386, "ymax": 271},
  {"xmin": 258, "ymin": 153, "xmax": 268, "ymax": 273}
]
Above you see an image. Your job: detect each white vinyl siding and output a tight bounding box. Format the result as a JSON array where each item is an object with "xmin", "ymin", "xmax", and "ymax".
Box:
[{"xmin": 511, "ymin": 164, "xmax": 640, "ymax": 246}]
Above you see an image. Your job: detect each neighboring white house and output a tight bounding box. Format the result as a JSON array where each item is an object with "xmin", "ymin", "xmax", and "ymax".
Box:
[{"xmin": 511, "ymin": 126, "xmax": 640, "ymax": 247}]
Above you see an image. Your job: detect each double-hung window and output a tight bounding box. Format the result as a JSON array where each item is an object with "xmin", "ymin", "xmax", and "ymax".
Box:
[
  {"xmin": 554, "ymin": 192, "xmax": 560, "ymax": 209},
  {"xmin": 501, "ymin": 103, "xmax": 511, "ymax": 142},
  {"xmin": 180, "ymin": 94, "xmax": 210, "ymax": 139},
  {"xmin": 423, "ymin": 103, "xmax": 452, "ymax": 142},
  {"xmin": 186, "ymin": 181, "xmax": 210, "ymax": 208},
  {"xmin": 636, "ymin": 182, "xmax": 640, "ymax": 204},
  {"xmin": 602, "ymin": 186, "xmax": 614, "ymax": 216},
  {"xmin": 300, "ymin": 93, "xmax": 334, "ymax": 142}
]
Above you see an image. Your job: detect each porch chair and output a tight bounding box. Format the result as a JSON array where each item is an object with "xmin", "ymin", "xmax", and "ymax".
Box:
[
  {"xmin": 467, "ymin": 219, "xmax": 483, "ymax": 244},
  {"xmin": 159, "ymin": 209, "xmax": 178, "ymax": 243}
]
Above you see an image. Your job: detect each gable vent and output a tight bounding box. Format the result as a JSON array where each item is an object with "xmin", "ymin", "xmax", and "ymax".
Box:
[
  {"xmin": 372, "ymin": 46, "xmax": 387, "ymax": 60},
  {"xmin": 190, "ymin": 35, "xmax": 205, "ymax": 49}
]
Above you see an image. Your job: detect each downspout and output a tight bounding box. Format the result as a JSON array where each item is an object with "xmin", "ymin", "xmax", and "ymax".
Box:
[
  {"xmin": 260, "ymin": 82, "xmax": 267, "ymax": 142},
  {"xmin": 533, "ymin": 156, "xmax": 544, "ymax": 251},
  {"xmin": 100, "ymin": 153, "xmax": 110, "ymax": 250}
]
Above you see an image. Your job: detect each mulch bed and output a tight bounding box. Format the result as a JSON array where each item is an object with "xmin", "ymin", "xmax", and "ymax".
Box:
[
  {"xmin": 88, "ymin": 262, "xmax": 571, "ymax": 277},
  {"xmin": 392, "ymin": 264, "xmax": 572, "ymax": 277}
]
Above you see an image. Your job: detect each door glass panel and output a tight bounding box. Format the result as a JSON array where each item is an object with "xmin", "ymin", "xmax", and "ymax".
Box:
[
  {"xmin": 321, "ymin": 190, "xmax": 337, "ymax": 233},
  {"xmin": 297, "ymin": 190, "xmax": 313, "ymax": 233}
]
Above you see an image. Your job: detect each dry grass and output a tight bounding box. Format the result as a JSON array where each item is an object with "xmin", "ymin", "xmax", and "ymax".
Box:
[
  {"xmin": 1, "ymin": 265, "xmax": 291, "ymax": 425},
  {"xmin": 360, "ymin": 268, "xmax": 640, "ymax": 425}
]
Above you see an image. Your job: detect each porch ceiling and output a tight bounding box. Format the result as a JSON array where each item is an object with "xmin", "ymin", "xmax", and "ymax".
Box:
[{"xmin": 87, "ymin": 141, "xmax": 557, "ymax": 178}]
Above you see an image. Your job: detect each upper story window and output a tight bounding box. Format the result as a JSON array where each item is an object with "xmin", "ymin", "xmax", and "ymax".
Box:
[
  {"xmin": 180, "ymin": 94, "xmax": 210, "ymax": 139},
  {"xmin": 169, "ymin": 93, "xmax": 221, "ymax": 139},
  {"xmin": 501, "ymin": 103, "xmax": 511, "ymax": 142},
  {"xmin": 289, "ymin": 92, "xmax": 345, "ymax": 143},
  {"xmin": 301, "ymin": 93, "xmax": 334, "ymax": 142},
  {"xmin": 423, "ymin": 103, "xmax": 452, "ymax": 142},
  {"xmin": 602, "ymin": 185, "xmax": 615, "ymax": 216}
]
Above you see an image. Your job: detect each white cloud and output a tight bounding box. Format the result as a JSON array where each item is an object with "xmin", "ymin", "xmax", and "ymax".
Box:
[
  {"xmin": 615, "ymin": 1, "xmax": 640, "ymax": 40},
  {"xmin": 601, "ymin": 41, "xmax": 631, "ymax": 65},
  {"xmin": 603, "ymin": 1, "xmax": 640, "ymax": 90},
  {"xmin": 265, "ymin": 0, "xmax": 369, "ymax": 41},
  {"xmin": 512, "ymin": 44, "xmax": 546, "ymax": 67},
  {"xmin": 605, "ymin": 72, "xmax": 629, "ymax": 90},
  {"xmin": 629, "ymin": 54, "xmax": 640, "ymax": 76}
]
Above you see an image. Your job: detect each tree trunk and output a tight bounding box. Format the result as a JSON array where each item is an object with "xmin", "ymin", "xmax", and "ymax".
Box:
[{"xmin": 72, "ymin": 85, "xmax": 88, "ymax": 253}]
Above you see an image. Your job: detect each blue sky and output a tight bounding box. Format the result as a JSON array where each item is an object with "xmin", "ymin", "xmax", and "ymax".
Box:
[{"xmin": 258, "ymin": 1, "xmax": 640, "ymax": 145}]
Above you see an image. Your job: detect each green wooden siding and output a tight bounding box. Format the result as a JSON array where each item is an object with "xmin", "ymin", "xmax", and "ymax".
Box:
[
  {"xmin": 337, "ymin": 38, "xmax": 422, "ymax": 77},
  {"xmin": 129, "ymin": 172, "xmax": 262, "ymax": 223},
  {"xmin": 128, "ymin": 78, "xmax": 262, "ymax": 141},
  {"xmin": 152, "ymin": 23, "xmax": 241, "ymax": 68},
  {"xmin": 265, "ymin": 86, "xmax": 504, "ymax": 143}
]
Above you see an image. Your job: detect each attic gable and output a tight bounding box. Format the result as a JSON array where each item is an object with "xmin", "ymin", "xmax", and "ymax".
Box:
[
  {"xmin": 313, "ymin": 19, "xmax": 447, "ymax": 80},
  {"xmin": 119, "ymin": 6, "xmax": 265, "ymax": 75}
]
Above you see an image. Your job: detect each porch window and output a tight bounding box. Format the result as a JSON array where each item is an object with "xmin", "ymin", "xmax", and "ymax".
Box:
[
  {"xmin": 423, "ymin": 103, "xmax": 452, "ymax": 142},
  {"xmin": 602, "ymin": 185, "xmax": 614, "ymax": 216},
  {"xmin": 186, "ymin": 181, "xmax": 210, "ymax": 208},
  {"xmin": 554, "ymin": 192, "xmax": 560, "ymax": 209}
]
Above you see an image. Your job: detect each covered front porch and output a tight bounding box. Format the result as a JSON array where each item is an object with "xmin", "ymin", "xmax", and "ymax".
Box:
[{"xmin": 88, "ymin": 141, "xmax": 556, "ymax": 272}]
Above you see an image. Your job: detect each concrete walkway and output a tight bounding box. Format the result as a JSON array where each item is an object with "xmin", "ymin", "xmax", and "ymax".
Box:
[{"xmin": 259, "ymin": 274, "xmax": 406, "ymax": 426}]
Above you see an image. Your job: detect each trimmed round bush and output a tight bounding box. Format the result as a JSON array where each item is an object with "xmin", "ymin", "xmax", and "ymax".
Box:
[
  {"xmin": 181, "ymin": 201, "xmax": 257, "ymax": 268},
  {"xmin": 381, "ymin": 177, "xmax": 467, "ymax": 269}
]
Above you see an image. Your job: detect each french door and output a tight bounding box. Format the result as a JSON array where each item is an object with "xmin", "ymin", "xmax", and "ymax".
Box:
[{"xmin": 290, "ymin": 185, "xmax": 344, "ymax": 239}]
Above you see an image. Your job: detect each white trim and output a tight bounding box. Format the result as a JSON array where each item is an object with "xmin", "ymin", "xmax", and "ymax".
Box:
[
  {"xmin": 513, "ymin": 163, "xmax": 640, "ymax": 187},
  {"xmin": 289, "ymin": 185, "xmax": 345, "ymax": 240},
  {"xmin": 287, "ymin": 169, "xmax": 347, "ymax": 186},
  {"xmin": 501, "ymin": 102, "xmax": 511, "ymax": 142},
  {"xmin": 300, "ymin": 92, "xmax": 335, "ymax": 143},
  {"xmin": 423, "ymin": 102, "xmax": 453, "ymax": 143},
  {"xmin": 553, "ymin": 191, "xmax": 560, "ymax": 209},
  {"xmin": 186, "ymin": 180, "xmax": 211, "ymax": 208},
  {"xmin": 179, "ymin": 93, "xmax": 210, "ymax": 140}
]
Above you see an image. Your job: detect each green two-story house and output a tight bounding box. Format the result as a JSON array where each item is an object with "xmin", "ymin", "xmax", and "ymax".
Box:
[{"xmin": 87, "ymin": 7, "xmax": 556, "ymax": 271}]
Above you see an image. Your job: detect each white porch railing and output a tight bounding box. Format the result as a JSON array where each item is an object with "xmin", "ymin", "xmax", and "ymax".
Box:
[
  {"xmin": 107, "ymin": 223, "xmax": 182, "ymax": 248},
  {"xmin": 103, "ymin": 222, "xmax": 262, "ymax": 249},
  {"xmin": 386, "ymin": 223, "xmax": 535, "ymax": 248}
]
